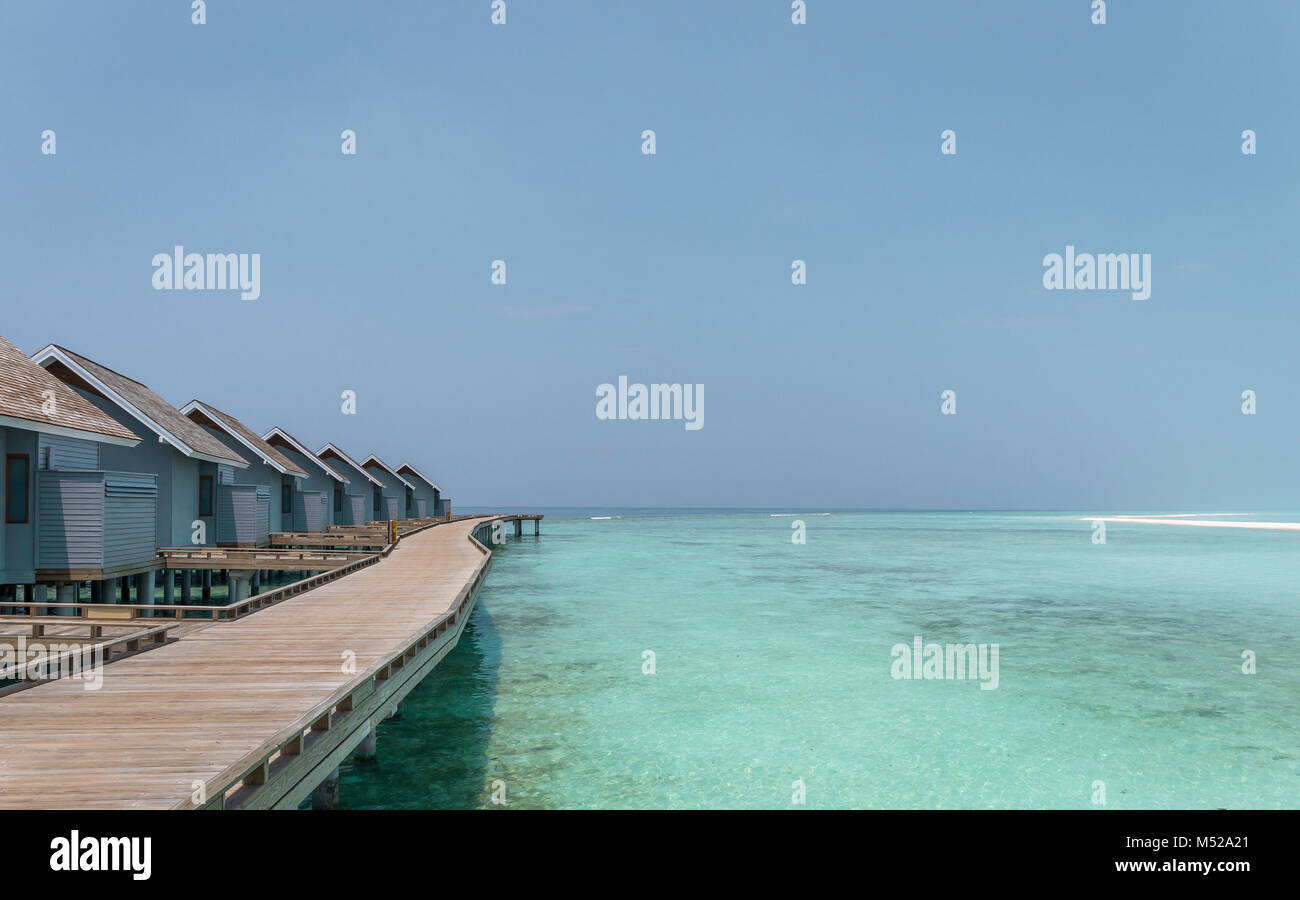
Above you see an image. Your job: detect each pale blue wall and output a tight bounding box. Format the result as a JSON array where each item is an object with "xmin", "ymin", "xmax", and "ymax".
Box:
[
  {"xmin": 35, "ymin": 470, "xmax": 157, "ymax": 570},
  {"xmin": 2, "ymin": 421, "xmax": 169, "ymax": 584},
  {"xmin": 192, "ymin": 459, "xmax": 219, "ymax": 548},
  {"xmin": 194, "ymin": 425, "xmax": 289, "ymax": 535},
  {"xmin": 73, "ymin": 389, "xmax": 201, "ymax": 548},
  {"xmin": 38, "ymin": 433, "xmax": 100, "ymax": 469},
  {"xmin": 293, "ymin": 490, "xmax": 327, "ymax": 532},
  {"xmin": 403, "ymin": 479, "xmax": 439, "ymax": 518},
  {"xmin": 0, "ymin": 426, "xmax": 38, "ymax": 584},
  {"xmin": 275, "ymin": 445, "xmax": 340, "ymax": 529},
  {"xmin": 216, "ymin": 482, "xmax": 270, "ymax": 546},
  {"xmin": 319, "ymin": 452, "xmax": 378, "ymax": 524},
  {"xmin": 102, "ymin": 473, "xmax": 158, "ymax": 567},
  {"xmin": 363, "ymin": 465, "xmax": 407, "ymax": 520},
  {"xmin": 170, "ymin": 454, "xmax": 206, "ymax": 547},
  {"xmin": 36, "ymin": 470, "xmax": 103, "ymax": 569}
]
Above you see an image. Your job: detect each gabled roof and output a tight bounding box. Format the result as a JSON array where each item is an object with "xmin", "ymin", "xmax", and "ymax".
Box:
[
  {"xmin": 0, "ymin": 335, "xmax": 140, "ymax": 446},
  {"xmin": 31, "ymin": 345, "xmax": 249, "ymax": 467},
  {"xmin": 396, "ymin": 462, "xmax": 440, "ymax": 492},
  {"xmin": 262, "ymin": 427, "xmax": 349, "ymax": 484},
  {"xmin": 361, "ymin": 455, "xmax": 415, "ymax": 490},
  {"xmin": 181, "ymin": 401, "xmax": 308, "ymax": 478},
  {"xmin": 315, "ymin": 443, "xmax": 385, "ymax": 488}
]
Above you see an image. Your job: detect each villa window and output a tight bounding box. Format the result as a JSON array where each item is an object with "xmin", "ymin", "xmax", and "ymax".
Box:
[
  {"xmin": 334, "ymin": 488, "xmax": 342, "ymax": 513},
  {"xmin": 373, "ymin": 488, "xmax": 381, "ymax": 515},
  {"xmin": 199, "ymin": 475, "xmax": 214, "ymax": 517},
  {"xmin": 281, "ymin": 482, "xmax": 293, "ymax": 515},
  {"xmin": 5, "ymin": 454, "xmax": 29, "ymax": 524}
]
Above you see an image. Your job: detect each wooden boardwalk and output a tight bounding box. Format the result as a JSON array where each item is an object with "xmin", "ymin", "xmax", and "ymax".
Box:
[{"xmin": 0, "ymin": 515, "xmax": 529, "ymax": 809}]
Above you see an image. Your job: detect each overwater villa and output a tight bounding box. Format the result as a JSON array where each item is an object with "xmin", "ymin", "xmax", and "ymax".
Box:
[
  {"xmin": 361, "ymin": 455, "xmax": 416, "ymax": 520},
  {"xmin": 315, "ymin": 443, "xmax": 387, "ymax": 524},
  {"xmin": 0, "ymin": 335, "xmax": 144, "ymax": 611},
  {"xmin": 180, "ymin": 401, "xmax": 309, "ymax": 546},
  {"xmin": 261, "ymin": 426, "xmax": 353, "ymax": 529},
  {"xmin": 29, "ymin": 345, "xmax": 257, "ymax": 607},
  {"xmin": 395, "ymin": 462, "xmax": 444, "ymax": 518},
  {"xmin": 31, "ymin": 345, "xmax": 253, "ymax": 545}
]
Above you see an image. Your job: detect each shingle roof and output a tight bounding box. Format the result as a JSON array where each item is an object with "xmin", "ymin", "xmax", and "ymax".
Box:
[
  {"xmin": 362, "ymin": 455, "xmax": 415, "ymax": 490},
  {"xmin": 0, "ymin": 335, "xmax": 140, "ymax": 444},
  {"xmin": 35, "ymin": 345, "xmax": 249, "ymax": 466},
  {"xmin": 316, "ymin": 443, "xmax": 385, "ymax": 487},
  {"xmin": 182, "ymin": 402, "xmax": 309, "ymax": 478},
  {"xmin": 396, "ymin": 463, "xmax": 441, "ymax": 492},
  {"xmin": 263, "ymin": 427, "xmax": 350, "ymax": 483}
]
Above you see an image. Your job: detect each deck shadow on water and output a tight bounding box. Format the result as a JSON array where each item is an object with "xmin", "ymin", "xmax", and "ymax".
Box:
[{"xmin": 330, "ymin": 601, "xmax": 502, "ymax": 809}]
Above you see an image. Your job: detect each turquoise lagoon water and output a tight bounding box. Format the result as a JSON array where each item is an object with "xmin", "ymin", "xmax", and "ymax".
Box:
[{"xmin": 336, "ymin": 511, "xmax": 1300, "ymax": 809}]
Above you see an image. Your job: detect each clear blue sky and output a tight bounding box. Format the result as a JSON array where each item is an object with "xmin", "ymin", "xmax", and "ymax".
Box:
[{"xmin": 2, "ymin": 2, "xmax": 1297, "ymax": 509}]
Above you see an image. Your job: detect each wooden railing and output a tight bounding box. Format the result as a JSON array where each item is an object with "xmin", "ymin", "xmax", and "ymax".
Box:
[
  {"xmin": 4, "ymin": 552, "xmax": 388, "ymax": 622},
  {"xmin": 0, "ymin": 620, "xmax": 172, "ymax": 691},
  {"xmin": 269, "ymin": 533, "xmax": 389, "ymax": 549},
  {"xmin": 157, "ymin": 547, "xmax": 376, "ymax": 569}
]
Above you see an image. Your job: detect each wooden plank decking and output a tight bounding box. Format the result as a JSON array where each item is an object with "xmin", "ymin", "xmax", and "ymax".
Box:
[{"xmin": 0, "ymin": 515, "xmax": 517, "ymax": 809}]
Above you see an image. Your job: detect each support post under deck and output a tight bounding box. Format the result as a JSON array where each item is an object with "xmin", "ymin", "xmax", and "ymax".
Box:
[
  {"xmin": 229, "ymin": 571, "xmax": 254, "ymax": 605},
  {"xmin": 311, "ymin": 768, "xmax": 340, "ymax": 811},
  {"xmin": 135, "ymin": 570, "xmax": 155, "ymax": 618},
  {"xmin": 355, "ymin": 724, "xmax": 378, "ymax": 760},
  {"xmin": 55, "ymin": 583, "xmax": 77, "ymax": 617}
]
